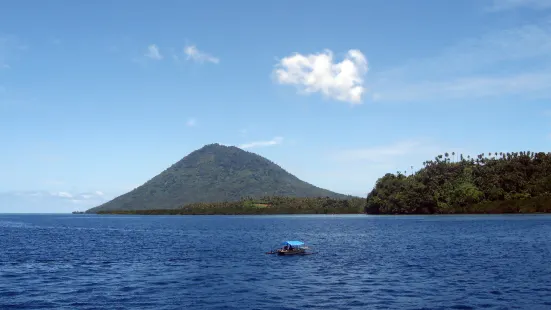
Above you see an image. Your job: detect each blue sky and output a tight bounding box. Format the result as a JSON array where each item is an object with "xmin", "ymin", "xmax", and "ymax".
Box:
[{"xmin": 1, "ymin": 0, "xmax": 550, "ymax": 213}]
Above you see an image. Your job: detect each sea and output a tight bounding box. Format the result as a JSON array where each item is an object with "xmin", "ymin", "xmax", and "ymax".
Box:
[{"xmin": 1, "ymin": 214, "xmax": 550, "ymax": 309}]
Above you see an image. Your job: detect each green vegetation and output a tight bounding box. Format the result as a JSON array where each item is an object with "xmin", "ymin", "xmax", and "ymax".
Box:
[
  {"xmin": 366, "ymin": 151, "xmax": 551, "ymax": 214},
  {"xmin": 97, "ymin": 196, "xmax": 366, "ymax": 215},
  {"xmin": 91, "ymin": 144, "xmax": 551, "ymax": 216},
  {"xmin": 86, "ymin": 143, "xmax": 353, "ymax": 213}
]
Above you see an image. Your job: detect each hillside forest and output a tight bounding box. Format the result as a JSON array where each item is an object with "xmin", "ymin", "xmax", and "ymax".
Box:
[{"xmin": 365, "ymin": 151, "xmax": 551, "ymax": 214}]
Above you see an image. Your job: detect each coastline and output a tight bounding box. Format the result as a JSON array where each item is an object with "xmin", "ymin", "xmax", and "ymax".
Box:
[{"xmin": 93, "ymin": 210, "xmax": 551, "ymax": 216}]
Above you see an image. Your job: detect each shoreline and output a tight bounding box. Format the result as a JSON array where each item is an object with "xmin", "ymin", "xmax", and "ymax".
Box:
[{"xmin": 91, "ymin": 211, "xmax": 551, "ymax": 216}]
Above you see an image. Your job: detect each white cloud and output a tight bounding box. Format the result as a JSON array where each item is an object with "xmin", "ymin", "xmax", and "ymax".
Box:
[
  {"xmin": 332, "ymin": 139, "xmax": 442, "ymax": 163},
  {"xmin": 331, "ymin": 138, "xmax": 471, "ymax": 165},
  {"xmin": 145, "ymin": 44, "xmax": 163, "ymax": 60},
  {"xmin": 51, "ymin": 191, "xmax": 73, "ymax": 198},
  {"xmin": 374, "ymin": 71, "xmax": 551, "ymax": 102},
  {"xmin": 0, "ymin": 190, "xmax": 111, "ymax": 213},
  {"xmin": 371, "ymin": 19, "xmax": 551, "ymax": 102},
  {"xmin": 274, "ymin": 49, "xmax": 368, "ymax": 104},
  {"xmin": 239, "ymin": 137, "xmax": 283, "ymax": 149},
  {"xmin": 487, "ymin": 0, "xmax": 551, "ymax": 11},
  {"xmin": 183, "ymin": 45, "xmax": 219, "ymax": 64},
  {"xmin": 186, "ymin": 118, "xmax": 197, "ymax": 127},
  {"xmin": 46, "ymin": 191, "xmax": 107, "ymax": 202}
]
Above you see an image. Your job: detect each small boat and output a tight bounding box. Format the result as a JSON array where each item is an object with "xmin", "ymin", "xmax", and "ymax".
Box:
[{"xmin": 266, "ymin": 240, "xmax": 314, "ymax": 255}]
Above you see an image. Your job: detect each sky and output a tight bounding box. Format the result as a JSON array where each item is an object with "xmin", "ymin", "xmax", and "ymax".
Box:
[{"xmin": 1, "ymin": 0, "xmax": 550, "ymax": 213}]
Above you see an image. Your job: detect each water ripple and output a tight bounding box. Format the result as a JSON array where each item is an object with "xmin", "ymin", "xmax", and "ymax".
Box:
[{"xmin": 1, "ymin": 214, "xmax": 551, "ymax": 309}]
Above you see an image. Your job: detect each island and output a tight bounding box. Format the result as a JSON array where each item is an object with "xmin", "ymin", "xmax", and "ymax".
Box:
[{"xmin": 88, "ymin": 145, "xmax": 551, "ymax": 215}]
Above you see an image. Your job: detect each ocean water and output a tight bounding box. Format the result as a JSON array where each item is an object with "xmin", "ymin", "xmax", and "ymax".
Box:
[{"xmin": 1, "ymin": 214, "xmax": 550, "ymax": 309}]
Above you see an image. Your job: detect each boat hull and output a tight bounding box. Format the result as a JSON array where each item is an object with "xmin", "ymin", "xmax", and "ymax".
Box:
[{"xmin": 276, "ymin": 249, "xmax": 306, "ymax": 255}]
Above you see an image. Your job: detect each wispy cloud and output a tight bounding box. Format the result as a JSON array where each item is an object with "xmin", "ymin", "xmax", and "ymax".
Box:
[
  {"xmin": 183, "ymin": 45, "xmax": 219, "ymax": 64},
  {"xmin": 373, "ymin": 71, "xmax": 551, "ymax": 102},
  {"xmin": 323, "ymin": 139, "xmax": 470, "ymax": 194},
  {"xmin": 0, "ymin": 190, "xmax": 111, "ymax": 213},
  {"xmin": 42, "ymin": 179, "xmax": 66, "ymax": 188},
  {"xmin": 239, "ymin": 137, "xmax": 283, "ymax": 149},
  {"xmin": 6, "ymin": 190, "xmax": 108, "ymax": 203},
  {"xmin": 0, "ymin": 35, "xmax": 27, "ymax": 69},
  {"xmin": 107, "ymin": 45, "xmax": 119, "ymax": 53},
  {"xmin": 51, "ymin": 191, "xmax": 73, "ymax": 198},
  {"xmin": 273, "ymin": 49, "xmax": 368, "ymax": 104},
  {"xmin": 186, "ymin": 118, "xmax": 197, "ymax": 127},
  {"xmin": 331, "ymin": 139, "xmax": 443, "ymax": 163},
  {"xmin": 371, "ymin": 19, "xmax": 551, "ymax": 102},
  {"xmin": 145, "ymin": 44, "xmax": 163, "ymax": 60},
  {"xmin": 487, "ymin": 0, "xmax": 551, "ymax": 11}
]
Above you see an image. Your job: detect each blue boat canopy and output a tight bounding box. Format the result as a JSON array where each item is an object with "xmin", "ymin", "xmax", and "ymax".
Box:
[{"xmin": 282, "ymin": 241, "xmax": 304, "ymax": 246}]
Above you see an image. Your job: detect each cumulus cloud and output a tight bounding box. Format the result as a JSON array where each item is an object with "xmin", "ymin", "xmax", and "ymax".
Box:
[
  {"xmin": 273, "ymin": 49, "xmax": 368, "ymax": 104},
  {"xmin": 239, "ymin": 137, "xmax": 283, "ymax": 149},
  {"xmin": 184, "ymin": 45, "xmax": 219, "ymax": 64},
  {"xmin": 145, "ymin": 44, "xmax": 163, "ymax": 60}
]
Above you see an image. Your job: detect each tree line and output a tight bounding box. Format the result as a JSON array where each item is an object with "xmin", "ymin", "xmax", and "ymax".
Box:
[{"xmin": 97, "ymin": 196, "xmax": 366, "ymax": 215}]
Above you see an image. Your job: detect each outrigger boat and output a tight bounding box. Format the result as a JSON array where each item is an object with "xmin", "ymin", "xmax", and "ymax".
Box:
[{"xmin": 266, "ymin": 240, "xmax": 314, "ymax": 255}]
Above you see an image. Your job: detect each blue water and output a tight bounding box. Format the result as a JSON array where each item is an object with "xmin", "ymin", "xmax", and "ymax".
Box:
[{"xmin": 1, "ymin": 214, "xmax": 551, "ymax": 309}]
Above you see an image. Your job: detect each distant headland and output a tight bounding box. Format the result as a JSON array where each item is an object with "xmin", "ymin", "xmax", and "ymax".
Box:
[{"xmin": 88, "ymin": 145, "xmax": 551, "ymax": 215}]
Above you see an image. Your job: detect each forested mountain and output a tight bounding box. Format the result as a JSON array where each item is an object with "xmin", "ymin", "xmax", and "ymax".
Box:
[{"xmin": 86, "ymin": 143, "xmax": 352, "ymax": 213}]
